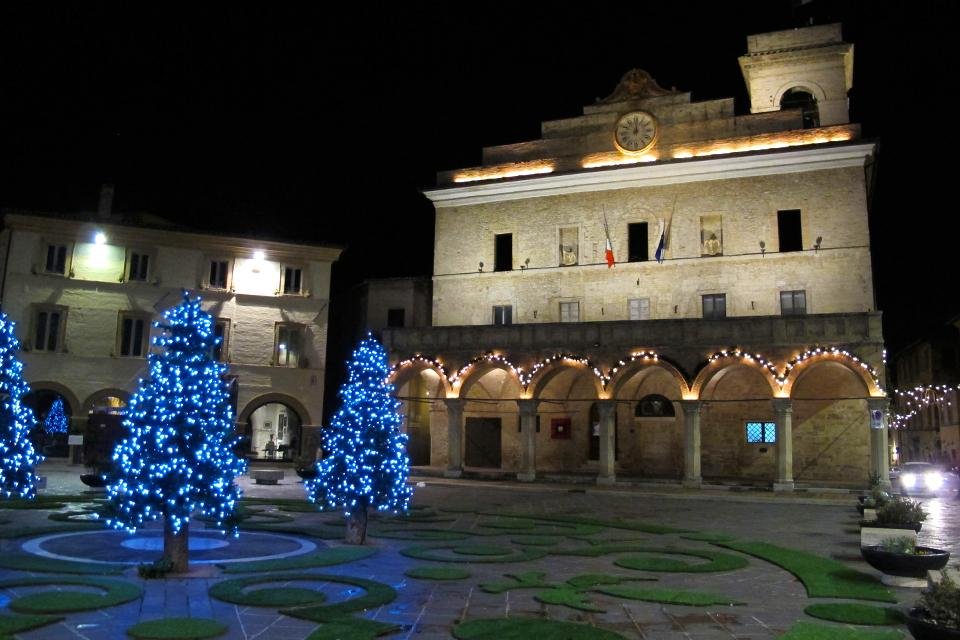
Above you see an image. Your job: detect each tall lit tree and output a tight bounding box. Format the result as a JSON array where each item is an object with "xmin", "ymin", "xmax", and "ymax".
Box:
[
  {"xmin": 106, "ymin": 292, "xmax": 246, "ymax": 572},
  {"xmin": 305, "ymin": 334, "xmax": 411, "ymax": 544},
  {"xmin": 44, "ymin": 397, "xmax": 68, "ymax": 435},
  {"xmin": 0, "ymin": 314, "xmax": 42, "ymax": 500}
]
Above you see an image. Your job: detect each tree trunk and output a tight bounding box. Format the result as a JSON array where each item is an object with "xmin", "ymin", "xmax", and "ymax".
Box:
[
  {"xmin": 164, "ymin": 519, "xmax": 189, "ymax": 573},
  {"xmin": 345, "ymin": 508, "xmax": 368, "ymax": 545}
]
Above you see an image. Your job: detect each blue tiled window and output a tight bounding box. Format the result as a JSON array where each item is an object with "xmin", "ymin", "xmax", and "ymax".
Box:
[{"xmin": 745, "ymin": 421, "xmax": 776, "ymax": 443}]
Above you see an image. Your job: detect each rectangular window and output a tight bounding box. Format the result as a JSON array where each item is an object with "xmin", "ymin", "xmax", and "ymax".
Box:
[
  {"xmin": 780, "ymin": 290, "xmax": 807, "ymax": 316},
  {"xmin": 628, "ymin": 298, "xmax": 650, "ymax": 320},
  {"xmin": 700, "ymin": 215, "xmax": 723, "ymax": 256},
  {"xmin": 275, "ymin": 323, "xmax": 305, "ymax": 367},
  {"xmin": 281, "ymin": 266, "xmax": 303, "ymax": 295},
  {"xmin": 628, "ymin": 222, "xmax": 649, "ymax": 262},
  {"xmin": 493, "ymin": 305, "xmax": 513, "ymax": 325},
  {"xmin": 118, "ymin": 313, "xmax": 150, "ymax": 357},
  {"xmin": 33, "ymin": 307, "xmax": 65, "ymax": 352},
  {"xmin": 494, "ymin": 233, "xmax": 512, "ymax": 272},
  {"xmin": 559, "ymin": 301, "xmax": 580, "ymax": 323},
  {"xmin": 778, "ymin": 209, "xmax": 803, "ymax": 252},
  {"xmin": 387, "ymin": 308, "xmax": 406, "ymax": 328},
  {"xmin": 44, "ymin": 243, "xmax": 69, "ymax": 275},
  {"xmin": 702, "ymin": 293, "xmax": 726, "ymax": 319},
  {"xmin": 213, "ymin": 319, "xmax": 230, "ymax": 362},
  {"xmin": 745, "ymin": 421, "xmax": 777, "ymax": 443},
  {"xmin": 208, "ymin": 259, "xmax": 231, "ymax": 290},
  {"xmin": 559, "ymin": 227, "xmax": 579, "ymax": 266},
  {"xmin": 127, "ymin": 251, "xmax": 150, "ymax": 282}
]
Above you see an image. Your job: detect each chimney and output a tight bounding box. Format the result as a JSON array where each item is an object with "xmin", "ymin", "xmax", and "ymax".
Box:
[{"xmin": 98, "ymin": 184, "xmax": 114, "ymax": 219}]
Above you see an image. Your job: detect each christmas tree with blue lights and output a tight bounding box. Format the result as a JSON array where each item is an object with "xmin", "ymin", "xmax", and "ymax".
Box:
[
  {"xmin": 0, "ymin": 314, "xmax": 43, "ymax": 500},
  {"xmin": 305, "ymin": 334, "xmax": 411, "ymax": 544},
  {"xmin": 44, "ymin": 397, "xmax": 68, "ymax": 435},
  {"xmin": 106, "ymin": 292, "xmax": 246, "ymax": 572}
]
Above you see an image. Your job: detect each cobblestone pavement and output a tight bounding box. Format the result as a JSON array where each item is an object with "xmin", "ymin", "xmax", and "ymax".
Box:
[{"xmin": 2, "ymin": 463, "xmax": 957, "ymax": 639}]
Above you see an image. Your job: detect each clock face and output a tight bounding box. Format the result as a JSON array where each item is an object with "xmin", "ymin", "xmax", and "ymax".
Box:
[{"xmin": 614, "ymin": 110, "xmax": 658, "ymax": 155}]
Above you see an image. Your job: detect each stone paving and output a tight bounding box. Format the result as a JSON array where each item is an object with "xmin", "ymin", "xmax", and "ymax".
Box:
[{"xmin": 1, "ymin": 462, "xmax": 958, "ymax": 639}]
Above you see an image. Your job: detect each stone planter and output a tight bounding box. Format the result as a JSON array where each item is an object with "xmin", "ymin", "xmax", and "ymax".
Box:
[
  {"xmin": 860, "ymin": 520, "xmax": 922, "ymax": 532},
  {"xmin": 80, "ymin": 473, "xmax": 107, "ymax": 488},
  {"xmin": 861, "ymin": 545, "xmax": 950, "ymax": 578},
  {"xmin": 907, "ymin": 608, "xmax": 960, "ymax": 640}
]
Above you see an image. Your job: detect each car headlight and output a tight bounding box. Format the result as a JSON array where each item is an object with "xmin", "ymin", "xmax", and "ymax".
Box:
[
  {"xmin": 901, "ymin": 473, "xmax": 917, "ymax": 488},
  {"xmin": 925, "ymin": 472, "xmax": 944, "ymax": 490}
]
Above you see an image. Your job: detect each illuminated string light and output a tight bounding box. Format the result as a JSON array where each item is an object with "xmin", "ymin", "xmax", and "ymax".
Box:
[
  {"xmin": 707, "ymin": 348, "xmax": 780, "ymax": 383},
  {"xmin": 43, "ymin": 397, "xmax": 68, "ymax": 435},
  {"xmin": 0, "ymin": 314, "xmax": 43, "ymax": 500},
  {"xmin": 890, "ymin": 384, "xmax": 959, "ymax": 430},
  {"xmin": 523, "ymin": 353, "xmax": 604, "ymax": 388},
  {"xmin": 781, "ymin": 346, "xmax": 882, "ymax": 391},
  {"xmin": 389, "ymin": 355, "xmax": 448, "ymax": 382},
  {"xmin": 304, "ymin": 335, "xmax": 412, "ymax": 523},
  {"xmin": 106, "ymin": 292, "xmax": 247, "ymax": 538},
  {"xmin": 450, "ymin": 353, "xmax": 523, "ymax": 387}
]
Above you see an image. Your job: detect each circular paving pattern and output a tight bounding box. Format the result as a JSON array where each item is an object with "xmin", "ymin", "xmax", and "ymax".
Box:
[{"xmin": 22, "ymin": 529, "xmax": 316, "ymax": 565}]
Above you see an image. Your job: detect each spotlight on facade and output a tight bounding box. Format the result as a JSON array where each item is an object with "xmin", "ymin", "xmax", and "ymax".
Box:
[
  {"xmin": 94, "ymin": 231, "xmax": 107, "ymax": 245},
  {"xmin": 254, "ymin": 250, "xmax": 266, "ymax": 261}
]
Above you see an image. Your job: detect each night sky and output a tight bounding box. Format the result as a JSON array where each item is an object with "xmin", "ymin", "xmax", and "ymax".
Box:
[{"xmin": 1, "ymin": 1, "xmax": 956, "ymax": 357}]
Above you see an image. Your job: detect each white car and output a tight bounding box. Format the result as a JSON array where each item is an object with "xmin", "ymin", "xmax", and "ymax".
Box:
[{"xmin": 892, "ymin": 462, "xmax": 957, "ymax": 496}]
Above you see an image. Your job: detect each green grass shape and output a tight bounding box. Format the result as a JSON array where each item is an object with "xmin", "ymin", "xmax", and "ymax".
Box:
[
  {"xmin": 804, "ymin": 604, "xmax": 907, "ymax": 626},
  {"xmin": 405, "ymin": 566, "xmax": 471, "ymax": 580},
  {"xmin": 453, "ymin": 617, "xmax": 627, "ymax": 640},
  {"xmin": 0, "ymin": 553, "xmax": 129, "ymax": 575},
  {"xmin": 594, "ymin": 584, "xmax": 744, "ymax": 606},
  {"xmin": 778, "ymin": 622, "xmax": 903, "ymax": 640},
  {"xmin": 235, "ymin": 523, "xmax": 343, "ymax": 539},
  {"xmin": 373, "ymin": 528, "xmax": 471, "ymax": 541},
  {"xmin": 481, "ymin": 571, "xmax": 553, "ymax": 594},
  {"xmin": 478, "ymin": 518, "xmax": 537, "ymax": 530},
  {"xmin": 511, "ymin": 535, "xmax": 561, "ymax": 546},
  {"xmin": 718, "ymin": 540, "xmax": 896, "ymax": 603},
  {"xmin": 536, "ymin": 588, "xmax": 605, "ymax": 612},
  {"xmin": 482, "ymin": 512, "xmax": 687, "ymax": 535},
  {"xmin": 0, "ymin": 576, "xmax": 143, "ymax": 614},
  {"xmin": 219, "ymin": 547, "xmax": 376, "ymax": 574},
  {"xmin": 680, "ymin": 531, "xmax": 737, "ymax": 543},
  {"xmin": 401, "ymin": 544, "xmax": 547, "ymax": 563},
  {"xmin": 0, "ymin": 614, "xmax": 64, "ymax": 635},
  {"xmin": 127, "ymin": 617, "xmax": 228, "ymax": 639},
  {"xmin": 304, "ymin": 617, "xmax": 399, "ymax": 640},
  {"xmin": 453, "ymin": 544, "xmax": 513, "ymax": 556},
  {"xmin": 566, "ymin": 573, "xmax": 656, "ymax": 588},
  {"xmin": 210, "ymin": 574, "xmax": 328, "ymax": 607},
  {"xmin": 277, "ymin": 502, "xmax": 326, "ymax": 513},
  {"xmin": 278, "ymin": 576, "xmax": 397, "ymax": 623},
  {"xmin": 613, "ymin": 547, "xmax": 748, "ymax": 573}
]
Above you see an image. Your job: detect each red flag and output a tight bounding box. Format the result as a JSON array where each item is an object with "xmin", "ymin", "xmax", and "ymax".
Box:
[{"xmin": 605, "ymin": 237, "xmax": 615, "ymax": 268}]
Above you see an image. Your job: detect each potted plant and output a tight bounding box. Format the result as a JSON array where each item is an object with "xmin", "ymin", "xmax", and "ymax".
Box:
[
  {"xmin": 862, "ymin": 495, "xmax": 926, "ymax": 531},
  {"xmin": 859, "ymin": 486, "xmax": 892, "ymax": 515},
  {"xmin": 861, "ymin": 536, "xmax": 951, "ymax": 578},
  {"xmin": 294, "ymin": 455, "xmax": 318, "ymax": 480},
  {"xmin": 908, "ymin": 572, "xmax": 960, "ymax": 640}
]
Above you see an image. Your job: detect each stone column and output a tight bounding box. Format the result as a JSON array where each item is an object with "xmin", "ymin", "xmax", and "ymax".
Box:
[
  {"xmin": 444, "ymin": 398, "xmax": 466, "ymax": 478},
  {"xmin": 867, "ymin": 398, "xmax": 892, "ymax": 488},
  {"xmin": 596, "ymin": 400, "xmax": 616, "ymax": 485},
  {"xmin": 679, "ymin": 400, "xmax": 702, "ymax": 488},
  {"xmin": 772, "ymin": 398, "xmax": 794, "ymax": 491},
  {"xmin": 517, "ymin": 399, "xmax": 539, "ymax": 482}
]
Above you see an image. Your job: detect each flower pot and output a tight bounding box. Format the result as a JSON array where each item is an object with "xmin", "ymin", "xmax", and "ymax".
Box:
[
  {"xmin": 860, "ymin": 520, "xmax": 922, "ymax": 532},
  {"xmin": 80, "ymin": 473, "xmax": 107, "ymax": 488},
  {"xmin": 907, "ymin": 608, "xmax": 960, "ymax": 640},
  {"xmin": 861, "ymin": 545, "xmax": 950, "ymax": 578}
]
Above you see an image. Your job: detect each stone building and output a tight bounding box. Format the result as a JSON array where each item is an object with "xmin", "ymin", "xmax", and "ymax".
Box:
[
  {"xmin": 0, "ymin": 204, "xmax": 341, "ymax": 461},
  {"xmin": 384, "ymin": 23, "xmax": 890, "ymax": 489}
]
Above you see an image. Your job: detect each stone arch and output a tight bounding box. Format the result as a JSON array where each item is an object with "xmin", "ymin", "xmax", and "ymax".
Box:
[
  {"xmin": 774, "ymin": 81, "xmax": 826, "ymax": 109},
  {"xmin": 782, "ymin": 353, "xmax": 880, "ymax": 399},
  {"xmin": 528, "ymin": 360, "xmax": 604, "ymax": 400},
  {"xmin": 24, "ymin": 380, "xmax": 81, "ymax": 417},
  {"xmin": 82, "ymin": 388, "xmax": 132, "ymax": 415},
  {"xmin": 607, "ymin": 358, "xmax": 690, "ymax": 399},
  {"xmin": 238, "ymin": 392, "xmax": 313, "ymax": 426},
  {"xmin": 691, "ymin": 357, "xmax": 780, "ymax": 400},
  {"xmin": 455, "ymin": 360, "xmax": 522, "ymax": 399},
  {"xmin": 390, "ymin": 359, "xmax": 452, "ymax": 398}
]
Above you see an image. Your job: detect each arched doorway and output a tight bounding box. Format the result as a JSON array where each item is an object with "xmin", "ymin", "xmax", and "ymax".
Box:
[
  {"xmin": 83, "ymin": 390, "xmax": 131, "ymax": 473},
  {"xmin": 247, "ymin": 402, "xmax": 303, "ymax": 461},
  {"xmin": 780, "ymin": 87, "xmax": 819, "ymax": 128},
  {"xmin": 459, "ymin": 365, "xmax": 524, "ymax": 470},
  {"xmin": 23, "ymin": 389, "xmax": 74, "ymax": 458},
  {"xmin": 393, "ymin": 367, "xmax": 446, "ymax": 466}
]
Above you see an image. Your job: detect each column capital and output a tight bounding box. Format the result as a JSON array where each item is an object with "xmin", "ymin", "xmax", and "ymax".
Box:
[
  {"xmin": 516, "ymin": 399, "xmax": 540, "ymax": 416},
  {"xmin": 772, "ymin": 398, "xmax": 793, "ymax": 413},
  {"xmin": 866, "ymin": 397, "xmax": 890, "ymax": 412},
  {"xmin": 679, "ymin": 399, "xmax": 702, "ymax": 413},
  {"xmin": 444, "ymin": 398, "xmax": 466, "ymax": 412},
  {"xmin": 595, "ymin": 399, "xmax": 616, "ymax": 418}
]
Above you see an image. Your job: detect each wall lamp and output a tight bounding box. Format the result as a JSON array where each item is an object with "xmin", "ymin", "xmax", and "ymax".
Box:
[
  {"xmin": 478, "ymin": 261, "xmax": 484, "ymax": 272},
  {"xmin": 814, "ymin": 236, "xmax": 822, "ymax": 252},
  {"xmin": 759, "ymin": 240, "xmax": 765, "ymax": 256}
]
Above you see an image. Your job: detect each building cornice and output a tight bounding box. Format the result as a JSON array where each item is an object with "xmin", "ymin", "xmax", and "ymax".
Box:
[
  {"xmin": 424, "ymin": 142, "xmax": 876, "ymax": 207},
  {"xmin": 2, "ymin": 213, "xmax": 344, "ymax": 264}
]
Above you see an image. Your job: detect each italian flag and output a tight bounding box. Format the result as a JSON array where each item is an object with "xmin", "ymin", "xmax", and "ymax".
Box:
[{"xmin": 605, "ymin": 236, "xmax": 615, "ymax": 268}]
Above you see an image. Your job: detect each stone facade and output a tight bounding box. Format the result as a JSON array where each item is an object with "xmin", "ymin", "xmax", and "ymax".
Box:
[
  {"xmin": 386, "ymin": 23, "xmax": 890, "ymax": 489},
  {"xmin": 0, "ymin": 212, "xmax": 341, "ymax": 460}
]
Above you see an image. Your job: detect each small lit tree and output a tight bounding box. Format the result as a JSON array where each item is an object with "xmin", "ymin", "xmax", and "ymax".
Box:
[
  {"xmin": 0, "ymin": 314, "xmax": 43, "ymax": 499},
  {"xmin": 305, "ymin": 334, "xmax": 411, "ymax": 544},
  {"xmin": 44, "ymin": 397, "xmax": 68, "ymax": 435},
  {"xmin": 106, "ymin": 292, "xmax": 246, "ymax": 572}
]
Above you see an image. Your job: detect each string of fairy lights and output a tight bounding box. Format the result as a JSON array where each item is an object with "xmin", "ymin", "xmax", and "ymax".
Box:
[
  {"xmin": 391, "ymin": 344, "xmax": 885, "ymax": 396},
  {"xmin": 890, "ymin": 384, "xmax": 959, "ymax": 430}
]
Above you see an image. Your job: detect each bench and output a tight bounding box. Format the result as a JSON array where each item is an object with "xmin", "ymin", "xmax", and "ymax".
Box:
[{"xmin": 250, "ymin": 469, "xmax": 285, "ymax": 485}]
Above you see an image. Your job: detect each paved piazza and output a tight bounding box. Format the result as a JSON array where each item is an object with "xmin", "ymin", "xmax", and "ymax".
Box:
[{"xmin": 1, "ymin": 466, "xmax": 958, "ymax": 639}]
